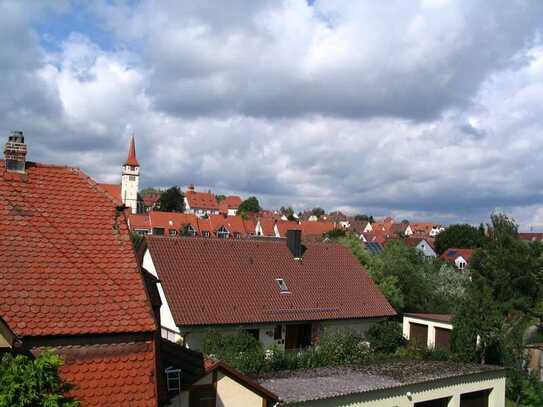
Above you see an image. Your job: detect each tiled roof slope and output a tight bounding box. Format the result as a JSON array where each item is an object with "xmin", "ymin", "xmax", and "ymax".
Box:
[
  {"xmin": 441, "ymin": 248, "xmax": 475, "ymax": 263},
  {"xmin": 97, "ymin": 182, "xmax": 122, "ymax": 205},
  {"xmin": 146, "ymin": 237, "xmax": 396, "ymax": 326},
  {"xmin": 0, "ymin": 161, "xmax": 156, "ymax": 337},
  {"xmin": 55, "ymin": 341, "xmax": 156, "ymax": 406},
  {"xmin": 185, "ymin": 190, "xmax": 218, "ymax": 210}
]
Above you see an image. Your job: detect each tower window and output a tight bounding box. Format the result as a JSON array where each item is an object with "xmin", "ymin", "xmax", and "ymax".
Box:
[{"xmin": 129, "ymin": 175, "xmax": 136, "ymax": 181}]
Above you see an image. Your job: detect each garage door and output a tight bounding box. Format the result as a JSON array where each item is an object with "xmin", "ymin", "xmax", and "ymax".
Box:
[
  {"xmin": 460, "ymin": 389, "xmax": 490, "ymax": 407},
  {"xmin": 435, "ymin": 327, "xmax": 451, "ymax": 351},
  {"xmin": 410, "ymin": 322, "xmax": 428, "ymax": 348},
  {"xmin": 415, "ymin": 396, "xmax": 450, "ymax": 407}
]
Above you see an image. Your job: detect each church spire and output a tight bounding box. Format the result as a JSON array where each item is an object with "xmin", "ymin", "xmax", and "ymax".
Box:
[{"xmin": 124, "ymin": 135, "xmax": 139, "ymax": 167}]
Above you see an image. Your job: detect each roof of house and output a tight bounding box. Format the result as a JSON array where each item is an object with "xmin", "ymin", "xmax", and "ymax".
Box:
[
  {"xmin": 145, "ymin": 237, "xmax": 396, "ymax": 326},
  {"xmin": 404, "ymin": 237, "xmax": 435, "ymax": 250},
  {"xmin": 276, "ymin": 220, "xmax": 301, "ymax": 238},
  {"xmin": 53, "ymin": 341, "xmax": 156, "ymax": 406},
  {"xmin": 0, "ymin": 161, "xmax": 156, "ymax": 337},
  {"xmin": 519, "ymin": 232, "xmax": 543, "ymax": 242},
  {"xmin": 440, "ymin": 248, "xmax": 475, "ymax": 264},
  {"xmin": 404, "ymin": 313, "xmax": 452, "ymax": 323},
  {"xmin": 124, "ymin": 136, "xmax": 139, "ymax": 167},
  {"xmin": 218, "ymin": 196, "xmax": 243, "ymax": 213},
  {"xmin": 96, "ymin": 183, "xmax": 122, "ymax": 205},
  {"xmin": 143, "ymin": 193, "xmax": 160, "ymax": 208},
  {"xmin": 255, "ymin": 360, "xmax": 504, "ymax": 404},
  {"xmin": 300, "ymin": 221, "xmax": 336, "ymax": 237},
  {"xmin": 185, "ymin": 189, "xmax": 218, "ymax": 210},
  {"xmin": 258, "ymin": 218, "xmax": 277, "ymax": 236}
]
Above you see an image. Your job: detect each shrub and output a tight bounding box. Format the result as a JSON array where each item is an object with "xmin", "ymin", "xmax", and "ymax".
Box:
[
  {"xmin": 0, "ymin": 351, "xmax": 79, "ymax": 407},
  {"xmin": 367, "ymin": 320, "xmax": 407, "ymax": 353}
]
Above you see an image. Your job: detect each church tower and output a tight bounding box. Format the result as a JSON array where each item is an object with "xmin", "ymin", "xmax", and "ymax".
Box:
[{"xmin": 121, "ymin": 136, "xmax": 140, "ymax": 214}]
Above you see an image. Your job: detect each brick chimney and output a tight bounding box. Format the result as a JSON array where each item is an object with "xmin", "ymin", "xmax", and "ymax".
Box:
[
  {"xmin": 4, "ymin": 131, "xmax": 27, "ymax": 173},
  {"xmin": 287, "ymin": 229, "xmax": 303, "ymax": 259}
]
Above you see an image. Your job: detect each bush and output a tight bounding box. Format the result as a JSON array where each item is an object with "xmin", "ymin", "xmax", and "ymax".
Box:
[
  {"xmin": 0, "ymin": 351, "xmax": 79, "ymax": 407},
  {"xmin": 367, "ymin": 320, "xmax": 407, "ymax": 353}
]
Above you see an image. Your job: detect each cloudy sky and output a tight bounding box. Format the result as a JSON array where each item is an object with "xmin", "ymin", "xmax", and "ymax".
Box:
[{"xmin": 2, "ymin": 0, "xmax": 543, "ymax": 228}]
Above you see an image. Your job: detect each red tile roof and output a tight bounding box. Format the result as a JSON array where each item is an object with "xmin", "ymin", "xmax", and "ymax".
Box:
[
  {"xmin": 218, "ymin": 196, "xmax": 243, "ymax": 213},
  {"xmin": 300, "ymin": 221, "xmax": 336, "ymax": 238},
  {"xmin": 150, "ymin": 211, "xmax": 199, "ymax": 232},
  {"xmin": 0, "ymin": 161, "xmax": 156, "ymax": 337},
  {"xmin": 258, "ymin": 218, "xmax": 277, "ymax": 236},
  {"xmin": 145, "ymin": 237, "xmax": 396, "ymax": 326},
  {"xmin": 143, "ymin": 193, "xmax": 160, "ymax": 208},
  {"xmin": 404, "ymin": 237, "xmax": 435, "ymax": 250},
  {"xmin": 97, "ymin": 183, "xmax": 122, "ymax": 205},
  {"xmin": 275, "ymin": 220, "xmax": 301, "ymax": 238},
  {"xmin": 124, "ymin": 136, "xmax": 139, "ymax": 167},
  {"xmin": 440, "ymin": 248, "xmax": 475, "ymax": 264},
  {"xmin": 55, "ymin": 341, "xmax": 156, "ymax": 406},
  {"xmin": 519, "ymin": 232, "xmax": 543, "ymax": 242},
  {"xmin": 185, "ymin": 190, "xmax": 218, "ymax": 210}
]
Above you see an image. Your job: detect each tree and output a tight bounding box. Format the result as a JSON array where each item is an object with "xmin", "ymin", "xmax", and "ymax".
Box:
[
  {"xmin": 156, "ymin": 186, "xmax": 185, "ymax": 212},
  {"xmin": 354, "ymin": 214, "xmax": 374, "ymax": 223},
  {"xmin": 279, "ymin": 206, "xmax": 296, "ymax": 221},
  {"xmin": 215, "ymin": 194, "xmax": 226, "ymax": 203},
  {"xmin": 238, "ymin": 197, "xmax": 261, "ymax": 214},
  {"xmin": 434, "ymin": 223, "xmax": 487, "ymax": 254},
  {"xmin": 311, "ymin": 207, "xmax": 325, "ymax": 218},
  {"xmin": 0, "ymin": 351, "xmax": 79, "ymax": 407}
]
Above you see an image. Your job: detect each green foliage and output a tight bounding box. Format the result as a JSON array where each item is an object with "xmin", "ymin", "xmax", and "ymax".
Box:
[
  {"xmin": 215, "ymin": 194, "xmax": 226, "ymax": 203},
  {"xmin": 367, "ymin": 320, "xmax": 407, "ymax": 353},
  {"xmin": 237, "ymin": 197, "xmax": 261, "ymax": 214},
  {"xmin": 130, "ymin": 231, "xmax": 143, "ymax": 250},
  {"xmin": 507, "ymin": 369, "xmax": 543, "ymax": 407},
  {"xmin": 201, "ymin": 330, "xmax": 375, "ymax": 374},
  {"xmin": 311, "ymin": 207, "xmax": 325, "ymax": 218},
  {"xmin": 323, "ymin": 228, "xmax": 346, "ymax": 239},
  {"xmin": 140, "ymin": 187, "xmax": 162, "ymax": 196},
  {"xmin": 156, "ymin": 186, "xmax": 185, "ymax": 212},
  {"xmin": 434, "ymin": 223, "xmax": 487, "ymax": 255},
  {"xmin": 0, "ymin": 351, "xmax": 78, "ymax": 407},
  {"xmin": 354, "ymin": 214, "xmax": 374, "ymax": 223},
  {"xmin": 279, "ymin": 206, "xmax": 296, "ymax": 221}
]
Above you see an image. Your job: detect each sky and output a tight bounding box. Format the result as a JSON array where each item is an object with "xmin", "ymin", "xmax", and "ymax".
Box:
[{"xmin": 2, "ymin": 0, "xmax": 543, "ymax": 229}]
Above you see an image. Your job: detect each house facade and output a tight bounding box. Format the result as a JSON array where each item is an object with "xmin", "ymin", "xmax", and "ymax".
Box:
[
  {"xmin": 403, "ymin": 313, "xmax": 453, "ymax": 351},
  {"xmin": 184, "ymin": 184, "xmax": 220, "ymax": 217},
  {"xmin": 0, "ymin": 132, "xmax": 160, "ymax": 405},
  {"xmin": 140, "ymin": 231, "xmax": 396, "ymax": 350},
  {"xmin": 405, "ymin": 237, "xmax": 437, "ymax": 259}
]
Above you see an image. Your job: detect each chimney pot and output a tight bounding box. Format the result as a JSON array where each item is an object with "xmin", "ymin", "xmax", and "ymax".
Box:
[
  {"xmin": 4, "ymin": 131, "xmax": 27, "ymax": 173},
  {"xmin": 287, "ymin": 229, "xmax": 303, "ymax": 259}
]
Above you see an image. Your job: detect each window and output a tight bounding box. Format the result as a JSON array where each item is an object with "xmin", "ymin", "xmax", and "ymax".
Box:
[
  {"xmin": 276, "ymin": 278, "xmax": 289, "ymax": 293},
  {"xmin": 165, "ymin": 367, "xmax": 181, "ymax": 393},
  {"xmin": 458, "ymin": 260, "xmax": 466, "ymax": 270},
  {"xmin": 203, "ymin": 231, "xmax": 210, "ymax": 238},
  {"xmin": 244, "ymin": 328, "xmax": 259, "ymax": 340},
  {"xmin": 187, "ymin": 225, "xmax": 196, "ymax": 236},
  {"xmin": 169, "ymin": 229, "xmax": 177, "ymax": 236},
  {"xmin": 274, "ymin": 324, "xmax": 283, "ymax": 340},
  {"xmin": 217, "ymin": 226, "xmax": 229, "ymax": 238},
  {"xmin": 234, "ymin": 232, "xmax": 241, "ymax": 239},
  {"xmin": 129, "ymin": 175, "xmax": 136, "ymax": 181},
  {"xmin": 153, "ymin": 228, "xmax": 165, "ymax": 236},
  {"xmin": 136, "ymin": 229, "xmax": 148, "ymax": 236}
]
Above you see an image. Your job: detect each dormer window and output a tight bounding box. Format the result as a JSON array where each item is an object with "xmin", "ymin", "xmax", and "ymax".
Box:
[
  {"xmin": 217, "ymin": 226, "xmax": 229, "ymax": 239},
  {"xmin": 234, "ymin": 232, "xmax": 241, "ymax": 239},
  {"xmin": 276, "ymin": 278, "xmax": 289, "ymax": 293},
  {"xmin": 187, "ymin": 225, "xmax": 196, "ymax": 236},
  {"xmin": 203, "ymin": 231, "xmax": 210, "ymax": 238}
]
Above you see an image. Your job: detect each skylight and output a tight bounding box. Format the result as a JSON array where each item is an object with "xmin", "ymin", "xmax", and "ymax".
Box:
[{"xmin": 276, "ymin": 278, "xmax": 289, "ymax": 293}]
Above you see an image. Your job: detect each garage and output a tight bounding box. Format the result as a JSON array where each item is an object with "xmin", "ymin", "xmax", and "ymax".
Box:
[
  {"xmin": 415, "ymin": 396, "xmax": 450, "ymax": 407},
  {"xmin": 460, "ymin": 389, "xmax": 490, "ymax": 407},
  {"xmin": 435, "ymin": 327, "xmax": 452, "ymax": 351},
  {"xmin": 410, "ymin": 322, "xmax": 429, "ymax": 348}
]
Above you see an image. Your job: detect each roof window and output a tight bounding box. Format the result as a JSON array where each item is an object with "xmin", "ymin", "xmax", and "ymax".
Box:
[{"xmin": 276, "ymin": 278, "xmax": 290, "ymax": 293}]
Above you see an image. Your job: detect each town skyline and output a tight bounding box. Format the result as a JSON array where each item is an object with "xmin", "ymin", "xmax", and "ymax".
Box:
[{"xmin": 2, "ymin": 1, "xmax": 543, "ymax": 229}]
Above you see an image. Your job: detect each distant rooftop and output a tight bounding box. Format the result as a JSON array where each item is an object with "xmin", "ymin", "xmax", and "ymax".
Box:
[{"xmin": 255, "ymin": 360, "xmax": 504, "ymax": 404}]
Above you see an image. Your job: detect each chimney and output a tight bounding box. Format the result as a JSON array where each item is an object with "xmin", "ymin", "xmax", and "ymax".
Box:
[
  {"xmin": 188, "ymin": 184, "xmax": 195, "ymax": 191},
  {"xmin": 4, "ymin": 131, "xmax": 27, "ymax": 173},
  {"xmin": 287, "ymin": 229, "xmax": 303, "ymax": 259}
]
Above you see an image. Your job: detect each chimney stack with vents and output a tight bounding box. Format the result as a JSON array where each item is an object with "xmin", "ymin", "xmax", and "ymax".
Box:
[
  {"xmin": 4, "ymin": 131, "xmax": 27, "ymax": 173},
  {"xmin": 287, "ymin": 229, "xmax": 303, "ymax": 259}
]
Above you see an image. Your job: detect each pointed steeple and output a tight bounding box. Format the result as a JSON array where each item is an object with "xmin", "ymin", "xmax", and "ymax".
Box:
[{"xmin": 124, "ymin": 135, "xmax": 139, "ymax": 166}]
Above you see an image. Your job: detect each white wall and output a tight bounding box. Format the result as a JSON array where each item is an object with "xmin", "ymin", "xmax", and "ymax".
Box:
[
  {"xmin": 403, "ymin": 316, "xmax": 453, "ymax": 349},
  {"xmin": 142, "ymin": 249, "xmax": 182, "ymax": 342}
]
